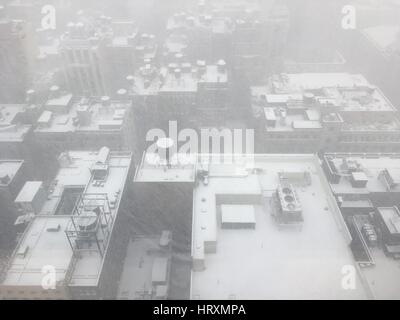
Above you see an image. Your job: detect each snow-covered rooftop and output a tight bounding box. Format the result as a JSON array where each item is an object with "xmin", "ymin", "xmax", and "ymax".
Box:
[
  {"xmin": 34, "ymin": 96, "xmax": 131, "ymax": 134},
  {"xmin": 0, "ymin": 105, "xmax": 32, "ymax": 142},
  {"xmin": 325, "ymin": 153, "xmax": 400, "ymax": 194},
  {"xmin": 190, "ymin": 154, "xmax": 366, "ymax": 299},
  {"xmin": 1, "ymin": 150, "xmax": 132, "ymax": 288},
  {"xmin": 0, "ymin": 160, "xmax": 24, "ymax": 187}
]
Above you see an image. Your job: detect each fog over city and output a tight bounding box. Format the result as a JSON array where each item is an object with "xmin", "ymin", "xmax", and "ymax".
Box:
[{"xmin": 0, "ymin": 0, "xmax": 400, "ymax": 301}]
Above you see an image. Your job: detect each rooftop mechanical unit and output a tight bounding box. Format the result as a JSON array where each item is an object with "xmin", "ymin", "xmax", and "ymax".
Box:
[{"xmin": 274, "ymin": 184, "xmax": 303, "ymax": 226}]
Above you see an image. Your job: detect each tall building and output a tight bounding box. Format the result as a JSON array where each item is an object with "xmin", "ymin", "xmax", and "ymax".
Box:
[
  {"xmin": 165, "ymin": 11, "xmax": 234, "ymax": 64},
  {"xmin": 33, "ymin": 87, "xmax": 135, "ymax": 176},
  {"xmin": 133, "ymin": 151, "xmax": 196, "ymax": 299},
  {"xmin": 323, "ymin": 153, "xmax": 400, "ymax": 208},
  {"xmin": 336, "ymin": 1, "xmax": 400, "ymax": 109},
  {"xmin": 164, "ymin": 2, "xmax": 290, "ymax": 84},
  {"xmin": 252, "ymin": 73, "xmax": 400, "ymax": 153},
  {"xmin": 117, "ymin": 231, "xmax": 173, "ymax": 300},
  {"xmin": 60, "ymin": 14, "xmax": 157, "ymax": 97},
  {"xmin": 231, "ymin": 4, "xmax": 289, "ymax": 83},
  {"xmin": 102, "ymin": 20, "xmax": 158, "ymax": 95},
  {"xmin": 0, "ymin": 7, "xmax": 35, "ymax": 102},
  {"xmin": 350, "ymin": 24, "xmax": 400, "ymax": 108},
  {"xmin": 129, "ymin": 59, "xmax": 231, "ymax": 152},
  {"xmin": 0, "ymin": 160, "xmax": 28, "ymax": 250},
  {"xmin": 188, "ymin": 153, "xmax": 367, "ymax": 299},
  {"xmin": 0, "ymin": 149, "xmax": 133, "ymax": 299},
  {"xmin": 60, "ymin": 21, "xmax": 108, "ymax": 96},
  {"xmin": 0, "ymin": 104, "xmax": 37, "ymax": 176},
  {"xmin": 322, "ymin": 153, "xmax": 400, "ymax": 299},
  {"xmin": 133, "ymin": 149, "xmax": 374, "ymax": 299}
]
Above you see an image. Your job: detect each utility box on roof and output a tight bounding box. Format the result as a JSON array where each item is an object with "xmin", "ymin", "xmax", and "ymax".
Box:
[{"xmin": 14, "ymin": 181, "xmax": 47, "ymax": 215}]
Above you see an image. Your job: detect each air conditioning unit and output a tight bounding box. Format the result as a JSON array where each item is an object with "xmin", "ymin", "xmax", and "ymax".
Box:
[
  {"xmin": 275, "ymin": 184, "xmax": 303, "ymax": 224},
  {"xmin": 278, "ymin": 184, "xmax": 302, "ymax": 214}
]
